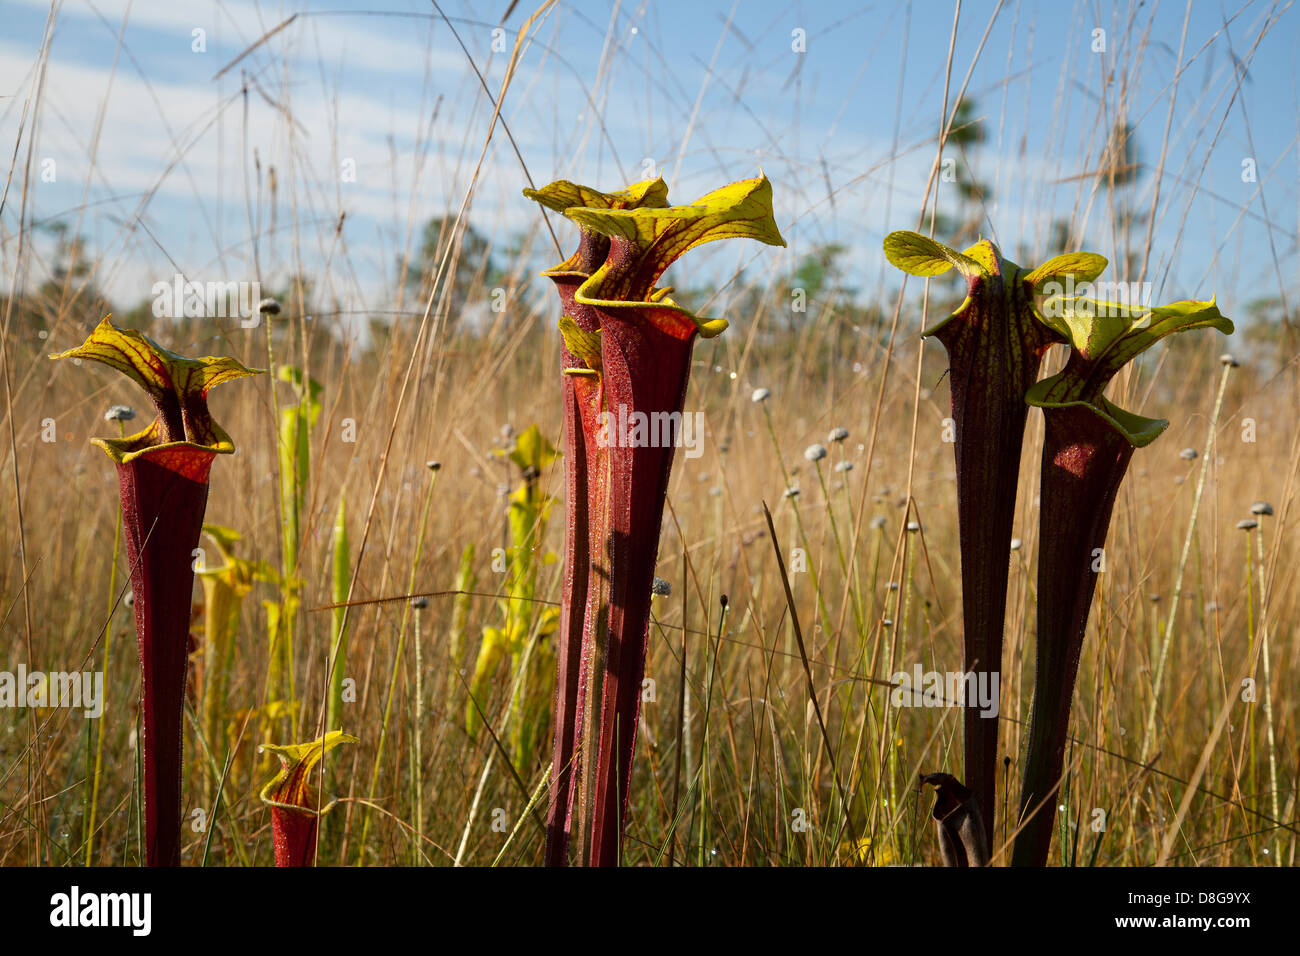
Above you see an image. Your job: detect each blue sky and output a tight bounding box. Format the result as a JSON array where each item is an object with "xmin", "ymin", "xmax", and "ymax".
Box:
[{"xmin": 2, "ymin": 0, "xmax": 1297, "ymax": 330}]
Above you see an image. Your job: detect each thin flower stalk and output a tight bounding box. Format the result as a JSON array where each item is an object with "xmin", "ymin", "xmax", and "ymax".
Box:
[
  {"xmin": 356, "ymin": 460, "xmax": 440, "ymax": 861},
  {"xmin": 444, "ymin": 542, "xmax": 477, "ymax": 721},
  {"xmin": 51, "ymin": 317, "xmax": 263, "ymax": 866}
]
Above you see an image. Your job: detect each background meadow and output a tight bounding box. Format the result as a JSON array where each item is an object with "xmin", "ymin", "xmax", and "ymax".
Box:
[{"xmin": 1, "ymin": 0, "xmax": 1298, "ymax": 866}]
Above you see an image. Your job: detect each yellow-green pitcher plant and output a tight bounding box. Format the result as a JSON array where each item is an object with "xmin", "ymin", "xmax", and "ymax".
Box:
[
  {"xmin": 196, "ymin": 524, "xmax": 270, "ymax": 791},
  {"xmin": 464, "ymin": 424, "xmax": 561, "ymax": 766}
]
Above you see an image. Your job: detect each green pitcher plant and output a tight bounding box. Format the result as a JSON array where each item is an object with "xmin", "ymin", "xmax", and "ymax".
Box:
[
  {"xmin": 526, "ymin": 173, "xmax": 785, "ymax": 865},
  {"xmin": 464, "ymin": 424, "xmax": 561, "ymax": 767},
  {"xmin": 444, "ymin": 542, "xmax": 477, "ymax": 721},
  {"xmin": 52, "ymin": 317, "xmax": 263, "ymax": 866},
  {"xmin": 266, "ymin": 364, "xmax": 322, "ymax": 738},
  {"xmin": 196, "ymin": 524, "xmax": 270, "ymax": 790},
  {"xmin": 326, "ymin": 492, "xmax": 351, "ymax": 741}
]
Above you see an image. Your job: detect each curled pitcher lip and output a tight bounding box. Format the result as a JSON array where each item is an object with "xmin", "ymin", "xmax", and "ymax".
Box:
[{"xmin": 260, "ymin": 731, "xmax": 357, "ymax": 867}]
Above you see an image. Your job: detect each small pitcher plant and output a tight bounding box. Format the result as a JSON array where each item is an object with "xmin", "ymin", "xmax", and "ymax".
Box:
[
  {"xmin": 52, "ymin": 317, "xmax": 263, "ymax": 866},
  {"xmin": 260, "ymin": 730, "xmax": 357, "ymax": 866},
  {"xmin": 526, "ymin": 173, "xmax": 785, "ymax": 865},
  {"xmin": 265, "ymin": 365, "xmax": 323, "ymax": 739}
]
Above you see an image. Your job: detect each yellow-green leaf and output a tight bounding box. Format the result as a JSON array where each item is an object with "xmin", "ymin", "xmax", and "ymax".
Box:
[
  {"xmin": 883, "ymin": 230, "xmax": 981, "ymax": 278},
  {"xmin": 1102, "ymin": 298, "xmax": 1233, "ymax": 371},
  {"xmin": 507, "ymin": 424, "xmax": 561, "ymax": 474},
  {"xmin": 52, "ymin": 316, "xmax": 260, "ymax": 405},
  {"xmin": 1023, "ymin": 251, "xmax": 1109, "ymax": 289},
  {"xmin": 1027, "ymin": 375, "xmax": 1169, "ymax": 447},
  {"xmin": 197, "ymin": 524, "xmax": 263, "ymax": 587},
  {"xmin": 558, "ymin": 315, "xmax": 602, "ymax": 372},
  {"xmin": 525, "ymin": 178, "xmax": 672, "ymax": 275},
  {"xmin": 522, "ymin": 177, "xmax": 669, "ymax": 214},
  {"xmin": 1035, "ymin": 296, "xmax": 1148, "ymax": 358}
]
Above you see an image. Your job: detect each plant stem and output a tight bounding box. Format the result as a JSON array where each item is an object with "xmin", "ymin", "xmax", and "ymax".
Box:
[
  {"xmin": 412, "ymin": 606, "xmax": 425, "ymax": 865},
  {"xmin": 1254, "ymin": 523, "xmax": 1281, "ymax": 843},
  {"xmin": 84, "ymin": 420, "xmax": 125, "ymax": 866}
]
